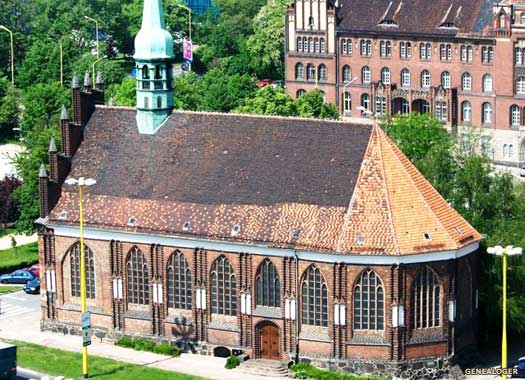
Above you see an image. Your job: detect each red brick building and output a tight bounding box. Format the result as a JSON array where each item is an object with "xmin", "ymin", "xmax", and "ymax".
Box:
[
  {"xmin": 36, "ymin": 1, "xmax": 482, "ymax": 378},
  {"xmin": 285, "ymin": 0, "xmax": 525, "ymax": 167}
]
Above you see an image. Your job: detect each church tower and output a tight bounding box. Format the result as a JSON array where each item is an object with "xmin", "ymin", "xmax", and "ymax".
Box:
[{"xmin": 134, "ymin": 0, "xmax": 175, "ymax": 134}]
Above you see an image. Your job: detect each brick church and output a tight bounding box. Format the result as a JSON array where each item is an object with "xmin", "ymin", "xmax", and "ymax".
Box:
[
  {"xmin": 285, "ymin": 0, "xmax": 525, "ymax": 168},
  {"xmin": 37, "ymin": 0, "xmax": 482, "ymax": 378}
]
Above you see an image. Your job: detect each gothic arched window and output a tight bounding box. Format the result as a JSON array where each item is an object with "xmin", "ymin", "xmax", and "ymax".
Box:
[
  {"xmin": 318, "ymin": 64, "xmax": 328, "ymax": 81},
  {"xmin": 301, "ymin": 266, "xmax": 328, "ymax": 327},
  {"xmin": 167, "ymin": 251, "xmax": 192, "ymax": 310},
  {"xmin": 342, "ymin": 65, "xmax": 352, "ymax": 82},
  {"xmin": 353, "ymin": 270, "xmax": 384, "ymax": 330},
  {"xmin": 126, "ymin": 247, "xmax": 149, "ymax": 305},
  {"xmin": 69, "ymin": 242, "xmax": 96, "ymax": 299},
  {"xmin": 211, "ymin": 256, "xmax": 237, "ymax": 316},
  {"xmin": 256, "ymin": 259, "xmax": 280, "ymax": 307},
  {"xmin": 295, "ymin": 63, "xmax": 304, "ymax": 80},
  {"xmin": 410, "ymin": 267, "xmax": 440, "ymax": 329},
  {"xmin": 142, "ymin": 65, "xmax": 149, "ymax": 79}
]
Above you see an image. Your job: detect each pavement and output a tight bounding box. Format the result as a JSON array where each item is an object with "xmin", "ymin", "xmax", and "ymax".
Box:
[
  {"xmin": 0, "ymin": 234, "xmax": 38, "ymax": 250},
  {"xmin": 0, "ymin": 290, "xmax": 269, "ymax": 380},
  {"xmin": 0, "ymin": 143, "xmax": 23, "ymax": 180}
]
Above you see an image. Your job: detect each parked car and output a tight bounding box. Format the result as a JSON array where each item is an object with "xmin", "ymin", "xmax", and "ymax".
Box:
[
  {"xmin": 511, "ymin": 357, "xmax": 525, "ymax": 378},
  {"xmin": 0, "ymin": 270, "xmax": 34, "ymax": 284},
  {"xmin": 520, "ymin": 162, "xmax": 525, "ymax": 177},
  {"xmin": 23, "ymin": 263, "xmax": 40, "ymax": 277},
  {"xmin": 23, "ymin": 277, "xmax": 40, "ymax": 295},
  {"xmin": 256, "ymin": 79, "xmax": 273, "ymax": 88},
  {"xmin": 0, "ymin": 342, "xmax": 16, "ymax": 380},
  {"xmin": 272, "ymin": 80, "xmax": 285, "ymax": 88}
]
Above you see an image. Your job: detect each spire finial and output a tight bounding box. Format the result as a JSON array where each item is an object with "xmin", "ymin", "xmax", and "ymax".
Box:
[
  {"xmin": 48, "ymin": 138, "xmax": 57, "ymax": 153},
  {"xmin": 39, "ymin": 163, "xmax": 48, "ymax": 178},
  {"xmin": 83, "ymin": 71, "xmax": 91, "ymax": 87},
  {"xmin": 72, "ymin": 73, "xmax": 79, "ymax": 89},
  {"xmin": 60, "ymin": 105, "xmax": 69, "ymax": 120},
  {"xmin": 96, "ymin": 71, "xmax": 104, "ymax": 85}
]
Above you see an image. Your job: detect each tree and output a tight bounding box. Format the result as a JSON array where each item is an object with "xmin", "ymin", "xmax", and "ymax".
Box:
[
  {"xmin": 106, "ymin": 76, "xmax": 136, "ymax": 106},
  {"xmin": 246, "ymin": 0, "xmax": 287, "ymax": 79},
  {"xmin": 22, "ymin": 82, "xmax": 70, "ymax": 131},
  {"xmin": 0, "ymin": 176, "xmax": 21, "ymax": 228},
  {"xmin": 173, "ymin": 72, "xmax": 204, "ymax": 111},
  {"xmin": 15, "ymin": 126, "xmax": 61, "ymax": 233},
  {"xmin": 234, "ymin": 86, "xmax": 296, "ymax": 116},
  {"xmin": 294, "ymin": 90, "xmax": 339, "ymax": 119},
  {"xmin": 0, "ymin": 84, "xmax": 21, "ymax": 140}
]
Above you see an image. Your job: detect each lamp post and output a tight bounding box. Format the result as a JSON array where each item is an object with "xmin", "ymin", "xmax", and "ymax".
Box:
[
  {"xmin": 487, "ymin": 245, "xmax": 523, "ymax": 380},
  {"xmin": 84, "ymin": 16, "xmax": 99, "ymax": 58},
  {"xmin": 175, "ymin": 3, "xmax": 192, "ymax": 42},
  {"xmin": 0, "ymin": 25, "xmax": 14, "ymax": 85},
  {"xmin": 92, "ymin": 56, "xmax": 106, "ymax": 87},
  {"xmin": 65, "ymin": 176, "xmax": 97, "ymax": 379}
]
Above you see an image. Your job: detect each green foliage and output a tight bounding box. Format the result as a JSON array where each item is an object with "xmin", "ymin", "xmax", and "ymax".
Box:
[
  {"xmin": 234, "ymin": 86, "xmax": 296, "ymax": 116},
  {"xmin": 295, "ymin": 90, "xmax": 338, "ymax": 119},
  {"xmin": 246, "ymin": 0, "xmax": 287, "ymax": 78},
  {"xmin": 14, "ymin": 126, "xmax": 61, "ymax": 233},
  {"xmin": 290, "ymin": 363, "xmax": 387, "ymax": 380},
  {"xmin": 0, "ymin": 242, "xmax": 38, "ymax": 275},
  {"xmin": 22, "ymin": 82, "xmax": 70, "ymax": 130},
  {"xmin": 224, "ymin": 355, "xmax": 241, "ymax": 369},
  {"xmin": 115, "ymin": 337, "xmax": 181, "ymax": 357},
  {"xmin": 173, "ymin": 72, "xmax": 204, "ymax": 111},
  {"xmin": 0, "ymin": 84, "xmax": 21, "ymax": 140},
  {"xmin": 107, "ymin": 76, "xmax": 137, "ymax": 106}
]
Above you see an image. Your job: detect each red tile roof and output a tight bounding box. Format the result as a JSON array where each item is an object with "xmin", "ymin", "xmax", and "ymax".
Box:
[{"xmin": 48, "ymin": 107, "xmax": 481, "ymax": 255}]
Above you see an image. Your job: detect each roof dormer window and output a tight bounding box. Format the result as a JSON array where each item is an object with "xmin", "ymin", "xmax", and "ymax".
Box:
[
  {"xmin": 439, "ymin": 21, "xmax": 458, "ymax": 29},
  {"xmin": 378, "ymin": 19, "xmax": 398, "ymax": 27}
]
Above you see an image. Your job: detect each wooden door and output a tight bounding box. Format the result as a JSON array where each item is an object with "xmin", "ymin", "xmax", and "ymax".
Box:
[{"xmin": 260, "ymin": 324, "xmax": 280, "ymax": 360}]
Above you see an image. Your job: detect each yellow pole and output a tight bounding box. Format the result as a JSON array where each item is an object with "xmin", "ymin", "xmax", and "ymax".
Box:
[
  {"xmin": 79, "ymin": 184, "xmax": 89, "ymax": 379},
  {"xmin": 502, "ymin": 249, "xmax": 507, "ymax": 380},
  {"xmin": 92, "ymin": 57, "xmax": 105, "ymax": 88}
]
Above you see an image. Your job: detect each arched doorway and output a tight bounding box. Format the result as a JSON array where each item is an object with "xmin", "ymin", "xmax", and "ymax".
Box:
[
  {"xmin": 256, "ymin": 321, "xmax": 280, "ymax": 360},
  {"xmin": 392, "ymin": 97, "xmax": 409, "ymax": 115},
  {"xmin": 412, "ymin": 99, "xmax": 430, "ymax": 114}
]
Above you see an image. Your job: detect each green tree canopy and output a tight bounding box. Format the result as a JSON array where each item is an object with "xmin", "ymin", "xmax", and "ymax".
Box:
[
  {"xmin": 22, "ymin": 82, "xmax": 69, "ymax": 131},
  {"xmin": 0, "ymin": 84, "xmax": 21, "ymax": 140}
]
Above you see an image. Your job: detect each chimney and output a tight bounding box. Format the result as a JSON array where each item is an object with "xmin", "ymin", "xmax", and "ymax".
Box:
[
  {"xmin": 38, "ymin": 163, "xmax": 49, "ymax": 218},
  {"xmin": 48, "ymin": 138, "xmax": 58, "ymax": 182},
  {"xmin": 83, "ymin": 71, "xmax": 92, "ymax": 92},
  {"xmin": 95, "ymin": 71, "xmax": 104, "ymax": 92},
  {"xmin": 72, "ymin": 74, "xmax": 82, "ymax": 125}
]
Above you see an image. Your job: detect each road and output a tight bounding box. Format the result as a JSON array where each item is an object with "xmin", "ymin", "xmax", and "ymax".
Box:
[
  {"xmin": 13, "ymin": 367, "xmax": 47, "ymax": 380},
  {"xmin": 0, "ymin": 290, "xmax": 40, "ymax": 322}
]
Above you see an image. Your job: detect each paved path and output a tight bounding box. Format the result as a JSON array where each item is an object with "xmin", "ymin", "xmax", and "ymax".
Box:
[
  {"xmin": 0, "ymin": 143, "xmax": 23, "ymax": 180},
  {"xmin": 0, "ymin": 234, "xmax": 37, "ymax": 250},
  {"xmin": 0, "ymin": 290, "xmax": 268, "ymax": 380}
]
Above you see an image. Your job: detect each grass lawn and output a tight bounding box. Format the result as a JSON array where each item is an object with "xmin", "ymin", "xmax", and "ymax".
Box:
[
  {"xmin": 0, "ymin": 229, "xmax": 16, "ymax": 238},
  {"xmin": 0, "ymin": 242, "xmax": 38, "ymax": 274},
  {"xmin": 0, "ymin": 286, "xmax": 23, "ymax": 295},
  {"xmin": 10, "ymin": 341, "xmax": 205, "ymax": 380}
]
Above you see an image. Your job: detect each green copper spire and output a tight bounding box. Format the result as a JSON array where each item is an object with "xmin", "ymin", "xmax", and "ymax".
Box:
[{"xmin": 134, "ymin": 0, "xmax": 175, "ymax": 134}]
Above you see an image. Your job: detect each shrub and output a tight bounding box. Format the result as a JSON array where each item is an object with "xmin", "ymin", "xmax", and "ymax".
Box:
[
  {"xmin": 225, "ymin": 355, "xmax": 240, "ymax": 369},
  {"xmin": 115, "ymin": 336, "xmax": 134, "ymax": 348},
  {"xmin": 153, "ymin": 343, "xmax": 181, "ymax": 356},
  {"xmin": 290, "ymin": 363, "xmax": 387, "ymax": 380},
  {"xmin": 140, "ymin": 340, "xmax": 156, "ymax": 352}
]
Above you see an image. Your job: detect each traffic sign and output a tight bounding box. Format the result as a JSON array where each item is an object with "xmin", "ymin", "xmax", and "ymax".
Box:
[
  {"xmin": 82, "ymin": 311, "xmax": 91, "ymax": 329},
  {"xmin": 83, "ymin": 326, "xmax": 91, "ymax": 347},
  {"xmin": 183, "ymin": 39, "xmax": 193, "ymax": 62}
]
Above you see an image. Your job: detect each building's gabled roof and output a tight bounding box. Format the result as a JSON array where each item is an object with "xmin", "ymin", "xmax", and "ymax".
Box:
[
  {"xmin": 48, "ymin": 107, "xmax": 481, "ymax": 255},
  {"xmin": 337, "ymin": 0, "xmax": 498, "ymax": 36}
]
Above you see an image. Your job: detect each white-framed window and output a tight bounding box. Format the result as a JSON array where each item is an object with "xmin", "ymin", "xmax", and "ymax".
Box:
[
  {"xmin": 361, "ymin": 39, "xmax": 372, "ymax": 56},
  {"xmin": 441, "ymin": 71, "xmax": 451, "ymax": 89},
  {"xmin": 436, "ymin": 101, "xmax": 447, "ymax": 122},
  {"xmin": 483, "ymin": 74, "xmax": 493, "ymax": 93},
  {"xmin": 515, "ymin": 47, "xmax": 523, "ymax": 65},
  {"xmin": 482, "ymin": 46, "xmax": 494, "ymax": 63},
  {"xmin": 375, "ymin": 96, "xmax": 387, "ymax": 114},
  {"xmin": 303, "ymin": 37, "xmax": 308, "ymax": 52},
  {"xmin": 420, "ymin": 42, "xmax": 432, "ymax": 60},
  {"xmin": 361, "ymin": 93, "xmax": 370, "ymax": 114},
  {"xmin": 511, "ymin": 105, "xmax": 521, "ymax": 127},
  {"xmin": 343, "ymin": 92, "xmax": 352, "ymax": 114},
  {"xmin": 421, "ymin": 70, "xmax": 431, "ymax": 88},
  {"xmin": 297, "ymin": 37, "xmax": 303, "ymax": 52},
  {"xmin": 341, "ymin": 38, "xmax": 352, "ymax": 55},
  {"xmin": 521, "ymin": 12, "xmax": 525, "ymax": 24},
  {"xmin": 320, "ymin": 38, "xmax": 325, "ymax": 53},
  {"xmin": 400, "ymin": 41, "xmax": 412, "ymax": 59},
  {"xmin": 482, "ymin": 102, "xmax": 492, "ymax": 124},
  {"xmin": 380, "ymin": 40, "xmax": 391, "ymax": 57},
  {"xmin": 440, "ymin": 43, "xmax": 452, "ymax": 61},
  {"xmin": 462, "ymin": 101, "xmax": 472, "ymax": 122},
  {"xmin": 306, "ymin": 64, "xmax": 315, "ymax": 80},
  {"xmin": 381, "ymin": 67, "xmax": 391, "ymax": 84},
  {"xmin": 462, "ymin": 72, "xmax": 472, "ymax": 91},
  {"xmin": 362, "ymin": 66, "xmax": 371, "ymax": 84},
  {"xmin": 309, "ymin": 38, "xmax": 314, "ymax": 52},
  {"xmin": 295, "ymin": 63, "xmax": 304, "ymax": 80},
  {"xmin": 342, "ymin": 65, "xmax": 352, "ymax": 82},
  {"xmin": 516, "ymin": 76, "xmax": 525, "ymax": 94},
  {"xmin": 314, "ymin": 38, "xmax": 319, "ymax": 53},
  {"xmin": 401, "ymin": 68, "xmax": 411, "ymax": 87},
  {"xmin": 461, "ymin": 45, "xmax": 473, "ymax": 63},
  {"xmin": 318, "ymin": 64, "xmax": 328, "ymax": 81}
]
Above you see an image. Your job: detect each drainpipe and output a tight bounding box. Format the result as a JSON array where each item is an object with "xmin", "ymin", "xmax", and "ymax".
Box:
[{"xmin": 294, "ymin": 250, "xmax": 300, "ymax": 364}]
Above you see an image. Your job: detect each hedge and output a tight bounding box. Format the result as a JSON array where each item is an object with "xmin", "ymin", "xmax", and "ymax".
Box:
[{"xmin": 115, "ymin": 337, "xmax": 181, "ymax": 357}]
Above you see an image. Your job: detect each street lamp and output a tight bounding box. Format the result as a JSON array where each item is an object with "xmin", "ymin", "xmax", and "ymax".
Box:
[
  {"xmin": 64, "ymin": 176, "xmax": 97, "ymax": 379},
  {"xmin": 0, "ymin": 25, "xmax": 14, "ymax": 85},
  {"xmin": 92, "ymin": 56, "xmax": 107, "ymax": 87},
  {"xmin": 487, "ymin": 245, "xmax": 523, "ymax": 380},
  {"xmin": 175, "ymin": 3, "xmax": 192, "ymax": 42},
  {"xmin": 84, "ymin": 16, "xmax": 99, "ymax": 58}
]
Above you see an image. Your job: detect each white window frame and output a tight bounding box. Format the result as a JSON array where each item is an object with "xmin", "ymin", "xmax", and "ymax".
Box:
[{"xmin": 462, "ymin": 73, "xmax": 472, "ymax": 91}]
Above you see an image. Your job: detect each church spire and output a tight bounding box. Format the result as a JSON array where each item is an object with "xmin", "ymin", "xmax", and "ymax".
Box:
[{"xmin": 134, "ymin": 0, "xmax": 175, "ymax": 134}]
